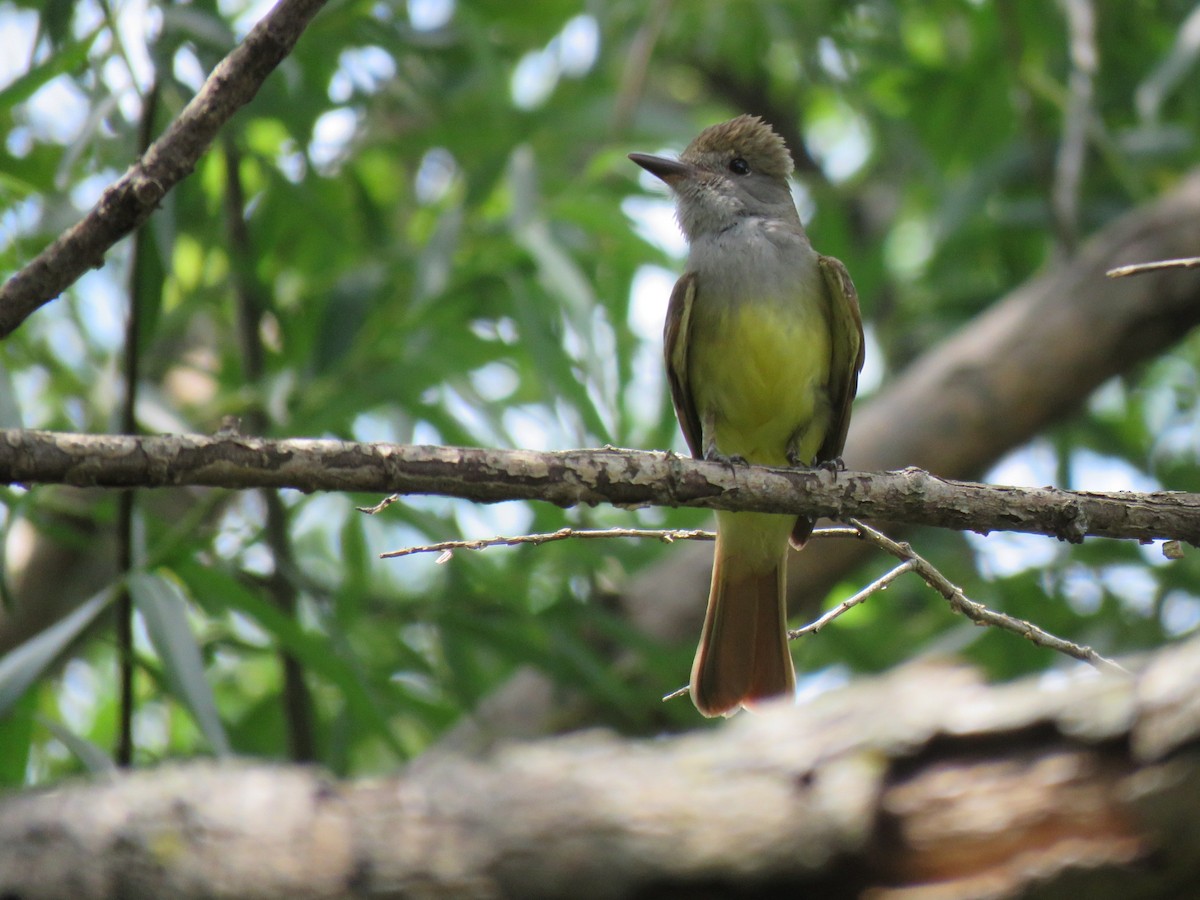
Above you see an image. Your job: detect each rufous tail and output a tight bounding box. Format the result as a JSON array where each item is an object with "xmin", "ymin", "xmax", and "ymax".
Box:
[{"xmin": 690, "ymin": 513, "xmax": 796, "ymax": 717}]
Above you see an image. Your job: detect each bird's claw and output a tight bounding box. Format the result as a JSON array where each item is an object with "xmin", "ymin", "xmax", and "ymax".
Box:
[
  {"xmin": 785, "ymin": 452, "xmax": 845, "ymax": 479},
  {"xmin": 704, "ymin": 448, "xmax": 749, "ymax": 470}
]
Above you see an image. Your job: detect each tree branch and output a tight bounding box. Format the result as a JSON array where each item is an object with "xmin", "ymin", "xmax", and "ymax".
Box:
[
  {"xmin": 0, "ymin": 0, "xmax": 328, "ymax": 338},
  {"xmin": 3, "ymin": 429, "xmax": 1200, "ymax": 545},
  {"xmin": 848, "ymin": 518, "xmax": 1129, "ymax": 675},
  {"xmin": 3, "ymin": 634, "xmax": 1199, "ymax": 898}
]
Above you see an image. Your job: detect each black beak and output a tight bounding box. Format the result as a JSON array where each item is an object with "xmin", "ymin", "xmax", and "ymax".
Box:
[{"xmin": 628, "ymin": 152, "xmax": 696, "ymax": 185}]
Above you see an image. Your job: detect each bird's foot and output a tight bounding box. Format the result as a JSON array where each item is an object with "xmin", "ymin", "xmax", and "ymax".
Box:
[
  {"xmin": 785, "ymin": 452, "xmax": 845, "ymax": 479},
  {"xmin": 704, "ymin": 447, "xmax": 749, "ymax": 470},
  {"xmin": 818, "ymin": 456, "xmax": 846, "ymax": 474}
]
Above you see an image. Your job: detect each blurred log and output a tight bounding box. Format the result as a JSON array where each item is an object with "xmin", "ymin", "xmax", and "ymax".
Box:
[{"xmin": 3, "ymin": 636, "xmax": 1200, "ymax": 899}]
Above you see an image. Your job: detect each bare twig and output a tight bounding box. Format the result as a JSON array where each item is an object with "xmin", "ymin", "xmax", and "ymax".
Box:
[
  {"xmin": 661, "ymin": 683, "xmax": 689, "ymax": 702},
  {"xmin": 382, "ymin": 527, "xmax": 714, "ymax": 560},
  {"xmin": 848, "ymin": 519, "xmax": 1130, "ymax": 675},
  {"xmin": 788, "ymin": 560, "xmax": 916, "ymax": 639},
  {"xmin": 667, "ymin": 516, "xmax": 1126, "ymax": 693},
  {"xmin": 357, "ymin": 494, "xmax": 400, "ymax": 514},
  {"xmin": 380, "ymin": 525, "xmax": 861, "ymax": 560},
  {"xmin": 1107, "ymin": 256, "xmax": 1200, "ymax": 278},
  {"xmin": 0, "ymin": 0, "xmax": 329, "ymax": 338}
]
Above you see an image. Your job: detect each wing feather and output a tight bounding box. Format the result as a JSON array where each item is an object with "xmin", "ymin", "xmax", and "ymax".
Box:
[
  {"xmin": 792, "ymin": 255, "xmax": 864, "ymax": 549},
  {"xmin": 816, "ymin": 255, "xmax": 865, "ymax": 464},
  {"xmin": 663, "ymin": 272, "xmax": 703, "ymax": 458}
]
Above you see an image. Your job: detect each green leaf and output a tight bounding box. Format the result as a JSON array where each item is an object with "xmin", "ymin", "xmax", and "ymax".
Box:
[
  {"xmin": 173, "ymin": 560, "xmax": 407, "ymax": 757},
  {"xmin": 0, "ymin": 25, "xmax": 101, "ymax": 112},
  {"xmin": 0, "ymin": 588, "xmax": 113, "ymax": 718},
  {"xmin": 0, "ymin": 690, "xmax": 34, "ymax": 785},
  {"xmin": 35, "ymin": 714, "xmax": 116, "ymax": 774},
  {"xmin": 129, "ymin": 572, "xmax": 231, "ymax": 756}
]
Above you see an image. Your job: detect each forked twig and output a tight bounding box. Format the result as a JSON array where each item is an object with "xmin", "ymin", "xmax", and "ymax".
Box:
[{"xmin": 847, "ymin": 519, "xmax": 1129, "ymax": 676}]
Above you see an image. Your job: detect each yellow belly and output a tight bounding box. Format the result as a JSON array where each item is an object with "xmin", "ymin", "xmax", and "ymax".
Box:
[{"xmin": 689, "ymin": 297, "xmax": 831, "ymax": 467}]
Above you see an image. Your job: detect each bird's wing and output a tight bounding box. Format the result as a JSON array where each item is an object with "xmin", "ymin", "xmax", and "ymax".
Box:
[
  {"xmin": 816, "ymin": 254, "xmax": 865, "ymax": 464},
  {"xmin": 663, "ymin": 271, "xmax": 703, "ymax": 458}
]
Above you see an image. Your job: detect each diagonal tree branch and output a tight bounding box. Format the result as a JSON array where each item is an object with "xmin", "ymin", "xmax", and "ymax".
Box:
[
  {"xmin": 0, "ymin": 0, "xmax": 328, "ymax": 339},
  {"xmin": 3, "ymin": 429, "xmax": 1200, "ymax": 545}
]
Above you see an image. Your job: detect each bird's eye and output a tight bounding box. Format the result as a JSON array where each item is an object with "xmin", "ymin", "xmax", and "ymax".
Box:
[{"xmin": 728, "ymin": 157, "xmax": 750, "ymax": 175}]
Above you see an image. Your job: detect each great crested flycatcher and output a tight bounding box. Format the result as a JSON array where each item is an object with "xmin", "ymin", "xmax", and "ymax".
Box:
[{"xmin": 630, "ymin": 115, "xmax": 864, "ymax": 717}]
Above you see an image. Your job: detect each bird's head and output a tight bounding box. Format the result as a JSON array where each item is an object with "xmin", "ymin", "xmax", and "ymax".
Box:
[{"xmin": 629, "ymin": 115, "xmax": 798, "ymax": 242}]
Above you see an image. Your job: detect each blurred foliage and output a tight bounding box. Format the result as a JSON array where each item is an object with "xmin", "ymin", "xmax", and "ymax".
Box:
[{"xmin": 2, "ymin": 0, "xmax": 1200, "ymax": 784}]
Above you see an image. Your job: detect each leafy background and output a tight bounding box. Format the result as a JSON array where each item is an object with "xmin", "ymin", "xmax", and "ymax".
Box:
[{"xmin": 2, "ymin": 0, "xmax": 1200, "ymax": 782}]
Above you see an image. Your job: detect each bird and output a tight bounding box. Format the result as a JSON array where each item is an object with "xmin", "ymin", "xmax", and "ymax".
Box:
[{"xmin": 629, "ymin": 115, "xmax": 864, "ymax": 716}]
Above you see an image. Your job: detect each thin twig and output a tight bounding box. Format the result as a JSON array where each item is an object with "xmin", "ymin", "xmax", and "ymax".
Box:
[
  {"xmin": 380, "ymin": 525, "xmax": 861, "ymax": 560},
  {"xmin": 382, "ymin": 527, "xmax": 714, "ymax": 560},
  {"xmin": 1106, "ymin": 256, "xmax": 1200, "ymax": 278},
  {"xmin": 848, "ymin": 519, "xmax": 1129, "ymax": 675},
  {"xmin": 662, "ymin": 683, "xmax": 689, "ymax": 702},
  {"xmin": 358, "ymin": 494, "xmax": 400, "ymax": 514},
  {"xmin": 788, "ymin": 561, "xmax": 916, "ymax": 639}
]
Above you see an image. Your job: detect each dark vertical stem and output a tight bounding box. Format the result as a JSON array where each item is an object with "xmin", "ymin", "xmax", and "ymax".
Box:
[
  {"xmin": 114, "ymin": 503, "xmax": 134, "ymax": 767},
  {"xmin": 264, "ymin": 491, "xmax": 316, "ymax": 760},
  {"xmin": 115, "ymin": 80, "xmax": 161, "ymax": 767},
  {"xmin": 225, "ymin": 146, "xmax": 265, "ymax": 386},
  {"xmin": 222, "ymin": 139, "xmax": 317, "ymax": 762}
]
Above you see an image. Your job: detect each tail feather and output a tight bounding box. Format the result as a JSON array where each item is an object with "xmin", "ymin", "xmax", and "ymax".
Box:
[{"xmin": 690, "ymin": 522, "xmax": 795, "ymax": 717}]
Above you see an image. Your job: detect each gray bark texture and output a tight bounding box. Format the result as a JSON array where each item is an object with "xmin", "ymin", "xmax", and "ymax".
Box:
[
  {"xmin": 2, "ymin": 635, "xmax": 1200, "ymax": 899},
  {"xmin": 3, "ymin": 429, "xmax": 1200, "ymax": 544}
]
